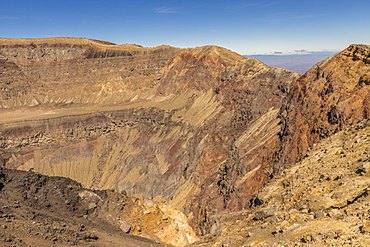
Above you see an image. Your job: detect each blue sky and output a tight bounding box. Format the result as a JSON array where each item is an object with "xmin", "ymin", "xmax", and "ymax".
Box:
[{"xmin": 1, "ymin": 0, "xmax": 369, "ymax": 54}]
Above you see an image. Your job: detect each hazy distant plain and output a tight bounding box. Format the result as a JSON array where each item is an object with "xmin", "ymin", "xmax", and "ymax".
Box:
[{"xmin": 245, "ymin": 52, "xmax": 336, "ymax": 74}]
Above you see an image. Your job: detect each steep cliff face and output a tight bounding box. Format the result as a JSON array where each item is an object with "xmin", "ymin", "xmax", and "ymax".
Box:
[
  {"xmin": 0, "ymin": 38, "xmax": 299, "ymax": 235},
  {"xmin": 277, "ymin": 44, "xmax": 370, "ymax": 170},
  {"xmin": 193, "ymin": 119, "xmax": 370, "ymax": 246},
  {"xmin": 0, "ymin": 38, "xmax": 180, "ymax": 108},
  {"xmin": 191, "ymin": 44, "xmax": 370, "ymax": 245}
]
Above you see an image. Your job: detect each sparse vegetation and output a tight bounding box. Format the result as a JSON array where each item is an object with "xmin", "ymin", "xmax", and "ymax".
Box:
[{"xmin": 89, "ymin": 38, "xmax": 117, "ymax": 45}]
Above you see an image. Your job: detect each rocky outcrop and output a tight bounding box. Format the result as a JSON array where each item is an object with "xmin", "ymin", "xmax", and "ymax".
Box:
[
  {"xmin": 277, "ymin": 44, "xmax": 370, "ymax": 170},
  {"xmin": 0, "ymin": 37, "xmax": 299, "ymax": 235},
  {"xmin": 193, "ymin": 44, "xmax": 370, "ymax": 245},
  {"xmin": 0, "ymin": 37, "xmax": 177, "ymax": 63},
  {"xmin": 193, "ymin": 119, "xmax": 370, "ymax": 246}
]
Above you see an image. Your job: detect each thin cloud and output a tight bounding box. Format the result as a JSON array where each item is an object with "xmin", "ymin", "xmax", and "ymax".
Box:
[
  {"xmin": 226, "ymin": 1, "xmax": 282, "ymax": 10},
  {"xmin": 259, "ymin": 12, "xmax": 326, "ymax": 24},
  {"xmin": 0, "ymin": 16, "xmax": 19, "ymax": 20},
  {"xmin": 153, "ymin": 7, "xmax": 178, "ymax": 14}
]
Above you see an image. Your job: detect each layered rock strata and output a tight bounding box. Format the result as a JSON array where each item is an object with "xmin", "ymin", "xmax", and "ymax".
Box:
[
  {"xmin": 191, "ymin": 43, "xmax": 370, "ymax": 246},
  {"xmin": 0, "ymin": 38, "xmax": 299, "ymax": 235}
]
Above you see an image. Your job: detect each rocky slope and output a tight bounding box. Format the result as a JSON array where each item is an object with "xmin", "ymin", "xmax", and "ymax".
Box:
[
  {"xmin": 191, "ymin": 44, "xmax": 370, "ymax": 246},
  {"xmin": 3, "ymin": 38, "xmax": 369, "ymax": 245},
  {"xmin": 277, "ymin": 44, "xmax": 370, "ymax": 170},
  {"xmin": 193, "ymin": 119, "xmax": 370, "ymax": 246},
  {"xmin": 0, "ymin": 167, "xmax": 170, "ymax": 247},
  {"xmin": 0, "ymin": 37, "xmax": 299, "ymax": 237}
]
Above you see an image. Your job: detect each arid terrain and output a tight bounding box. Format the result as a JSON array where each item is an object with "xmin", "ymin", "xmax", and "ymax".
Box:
[
  {"xmin": 0, "ymin": 38, "xmax": 370, "ymax": 246},
  {"xmin": 0, "ymin": 167, "xmax": 170, "ymax": 246},
  {"xmin": 193, "ymin": 119, "xmax": 370, "ymax": 246}
]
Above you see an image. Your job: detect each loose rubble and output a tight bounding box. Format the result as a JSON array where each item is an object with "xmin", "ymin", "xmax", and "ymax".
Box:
[{"xmin": 193, "ymin": 120, "xmax": 370, "ymax": 246}]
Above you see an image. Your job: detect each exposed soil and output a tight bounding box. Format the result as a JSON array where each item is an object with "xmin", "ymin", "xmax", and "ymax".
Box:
[{"xmin": 0, "ymin": 167, "xmax": 168, "ymax": 247}]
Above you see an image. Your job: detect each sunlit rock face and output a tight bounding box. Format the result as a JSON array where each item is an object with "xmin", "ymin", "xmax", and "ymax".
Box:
[
  {"xmin": 192, "ymin": 119, "xmax": 370, "ymax": 246},
  {"xmin": 277, "ymin": 44, "xmax": 370, "ymax": 170},
  {"xmin": 0, "ymin": 37, "xmax": 299, "ymax": 234},
  {"xmin": 188, "ymin": 45, "xmax": 370, "ymax": 246}
]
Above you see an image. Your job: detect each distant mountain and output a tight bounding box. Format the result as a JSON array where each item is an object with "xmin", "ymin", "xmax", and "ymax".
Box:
[{"xmin": 245, "ymin": 52, "xmax": 336, "ymax": 74}]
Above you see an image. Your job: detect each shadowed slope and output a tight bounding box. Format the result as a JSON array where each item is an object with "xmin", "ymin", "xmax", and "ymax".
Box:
[{"xmin": 0, "ymin": 167, "xmax": 169, "ymax": 247}]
